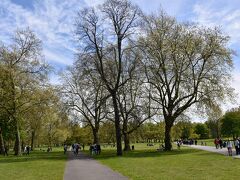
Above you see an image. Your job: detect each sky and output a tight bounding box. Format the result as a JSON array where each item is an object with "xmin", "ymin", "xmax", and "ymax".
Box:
[{"xmin": 0, "ymin": 0, "xmax": 240, "ymax": 112}]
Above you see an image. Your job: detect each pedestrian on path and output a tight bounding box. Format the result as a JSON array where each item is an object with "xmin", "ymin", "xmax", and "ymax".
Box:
[
  {"xmin": 219, "ymin": 138, "xmax": 223, "ymax": 149},
  {"xmin": 214, "ymin": 138, "xmax": 219, "ymax": 149},
  {"xmin": 227, "ymin": 139, "xmax": 233, "ymax": 156},
  {"xmin": 64, "ymin": 144, "xmax": 67, "ymax": 154},
  {"xmin": 234, "ymin": 138, "xmax": 240, "ymax": 155}
]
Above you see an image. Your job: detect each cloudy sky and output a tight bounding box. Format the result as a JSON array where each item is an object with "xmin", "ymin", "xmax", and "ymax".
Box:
[{"xmin": 1, "ymin": 0, "xmax": 240, "ymax": 109}]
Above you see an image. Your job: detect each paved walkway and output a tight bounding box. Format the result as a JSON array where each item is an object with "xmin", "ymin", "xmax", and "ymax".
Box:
[
  {"xmin": 64, "ymin": 151, "xmax": 128, "ymax": 180},
  {"xmin": 184, "ymin": 144, "xmax": 240, "ymax": 159}
]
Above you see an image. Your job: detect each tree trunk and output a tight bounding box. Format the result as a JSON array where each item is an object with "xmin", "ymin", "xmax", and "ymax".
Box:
[
  {"xmin": 112, "ymin": 93, "xmax": 122, "ymax": 156},
  {"xmin": 0, "ymin": 128, "xmax": 5, "ymax": 154},
  {"xmin": 164, "ymin": 118, "xmax": 174, "ymax": 151},
  {"xmin": 31, "ymin": 131, "xmax": 35, "ymax": 150},
  {"xmin": 92, "ymin": 128, "xmax": 99, "ymax": 144},
  {"xmin": 123, "ymin": 133, "xmax": 131, "ymax": 151},
  {"xmin": 14, "ymin": 122, "xmax": 21, "ymax": 155}
]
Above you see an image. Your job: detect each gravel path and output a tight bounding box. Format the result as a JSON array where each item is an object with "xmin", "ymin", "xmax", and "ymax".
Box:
[
  {"xmin": 184, "ymin": 144, "xmax": 240, "ymax": 158},
  {"xmin": 64, "ymin": 151, "xmax": 128, "ymax": 180}
]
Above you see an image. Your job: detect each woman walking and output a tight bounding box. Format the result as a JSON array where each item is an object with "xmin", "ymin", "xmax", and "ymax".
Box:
[{"xmin": 227, "ymin": 139, "xmax": 233, "ymax": 156}]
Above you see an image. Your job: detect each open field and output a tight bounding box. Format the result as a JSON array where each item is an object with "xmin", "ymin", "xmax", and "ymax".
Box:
[
  {"xmin": 1, "ymin": 143, "xmax": 240, "ymax": 180},
  {"xmin": 89, "ymin": 143, "xmax": 240, "ymax": 180},
  {"xmin": 0, "ymin": 148, "xmax": 67, "ymax": 180}
]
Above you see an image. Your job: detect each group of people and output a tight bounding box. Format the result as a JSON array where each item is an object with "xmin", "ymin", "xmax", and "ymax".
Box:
[
  {"xmin": 214, "ymin": 138, "xmax": 224, "ymax": 149},
  {"xmin": 63, "ymin": 143, "xmax": 85, "ymax": 155},
  {"xmin": 71, "ymin": 143, "xmax": 81, "ymax": 155},
  {"xmin": 214, "ymin": 137, "xmax": 240, "ymax": 156},
  {"xmin": 89, "ymin": 144, "xmax": 101, "ymax": 155}
]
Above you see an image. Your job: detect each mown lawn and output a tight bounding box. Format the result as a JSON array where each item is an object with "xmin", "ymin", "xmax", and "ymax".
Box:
[
  {"xmin": 0, "ymin": 148, "xmax": 67, "ymax": 180},
  {"xmin": 91, "ymin": 144, "xmax": 240, "ymax": 180}
]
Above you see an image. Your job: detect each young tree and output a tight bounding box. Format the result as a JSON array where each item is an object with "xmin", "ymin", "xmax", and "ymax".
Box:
[
  {"xmin": 140, "ymin": 12, "xmax": 234, "ymax": 150},
  {"xmin": 75, "ymin": 0, "xmax": 142, "ymax": 155}
]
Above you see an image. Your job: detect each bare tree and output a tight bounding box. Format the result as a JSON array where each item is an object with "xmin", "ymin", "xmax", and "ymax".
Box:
[
  {"xmin": 140, "ymin": 12, "xmax": 234, "ymax": 150},
  {"xmin": 117, "ymin": 52, "xmax": 156, "ymax": 150},
  {"xmin": 61, "ymin": 59, "xmax": 109, "ymax": 144},
  {"xmin": 75, "ymin": 0, "xmax": 142, "ymax": 155}
]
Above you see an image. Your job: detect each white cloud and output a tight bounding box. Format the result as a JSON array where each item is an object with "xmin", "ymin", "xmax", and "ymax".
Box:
[
  {"xmin": 0, "ymin": 0, "xmax": 86, "ymax": 65},
  {"xmin": 192, "ymin": 1, "xmax": 240, "ymax": 110},
  {"xmin": 192, "ymin": 1, "xmax": 240, "ymax": 46},
  {"xmin": 84, "ymin": 0, "xmax": 104, "ymax": 7}
]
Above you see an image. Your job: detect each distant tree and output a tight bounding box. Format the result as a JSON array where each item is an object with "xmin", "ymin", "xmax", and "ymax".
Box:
[
  {"xmin": 205, "ymin": 105, "xmax": 222, "ymax": 138},
  {"xmin": 66, "ymin": 123, "xmax": 93, "ymax": 145},
  {"xmin": 221, "ymin": 108, "xmax": 240, "ymax": 138},
  {"xmin": 61, "ymin": 59, "xmax": 109, "ymax": 144},
  {"xmin": 172, "ymin": 120, "xmax": 194, "ymax": 139},
  {"xmin": 118, "ymin": 63, "xmax": 156, "ymax": 151},
  {"xmin": 99, "ymin": 121, "xmax": 116, "ymax": 144},
  {"xmin": 194, "ymin": 123, "xmax": 209, "ymax": 139}
]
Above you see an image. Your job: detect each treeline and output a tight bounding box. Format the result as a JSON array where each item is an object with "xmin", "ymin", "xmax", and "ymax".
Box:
[
  {"xmin": 60, "ymin": 0, "xmax": 233, "ymax": 156},
  {"xmin": 66, "ymin": 106, "xmax": 240, "ymax": 145},
  {"xmin": 0, "ymin": 29, "xmax": 70, "ymax": 155}
]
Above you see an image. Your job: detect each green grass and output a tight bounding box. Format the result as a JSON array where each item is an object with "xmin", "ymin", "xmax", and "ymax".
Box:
[
  {"xmin": 0, "ymin": 148, "xmax": 67, "ymax": 180},
  {"xmin": 197, "ymin": 139, "xmax": 215, "ymax": 146},
  {"xmin": 89, "ymin": 143, "xmax": 240, "ymax": 180}
]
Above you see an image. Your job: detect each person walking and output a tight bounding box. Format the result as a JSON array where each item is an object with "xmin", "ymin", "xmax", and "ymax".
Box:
[
  {"xmin": 64, "ymin": 144, "xmax": 67, "ymax": 154},
  {"xmin": 227, "ymin": 139, "xmax": 233, "ymax": 156},
  {"xmin": 26, "ymin": 146, "xmax": 30, "ymax": 155},
  {"xmin": 214, "ymin": 138, "xmax": 219, "ymax": 149},
  {"xmin": 219, "ymin": 138, "xmax": 223, "ymax": 149},
  {"xmin": 4, "ymin": 146, "xmax": 8, "ymax": 156},
  {"xmin": 75, "ymin": 144, "xmax": 80, "ymax": 155},
  {"xmin": 234, "ymin": 138, "xmax": 240, "ymax": 155}
]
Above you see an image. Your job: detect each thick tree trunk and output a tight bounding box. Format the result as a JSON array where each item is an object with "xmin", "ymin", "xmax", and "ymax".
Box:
[
  {"xmin": 31, "ymin": 131, "xmax": 35, "ymax": 150},
  {"xmin": 112, "ymin": 93, "xmax": 122, "ymax": 156},
  {"xmin": 123, "ymin": 133, "xmax": 131, "ymax": 151},
  {"xmin": 0, "ymin": 128, "xmax": 5, "ymax": 154},
  {"xmin": 92, "ymin": 128, "xmax": 99, "ymax": 144},
  {"xmin": 14, "ymin": 122, "xmax": 21, "ymax": 155},
  {"xmin": 164, "ymin": 119, "xmax": 174, "ymax": 151}
]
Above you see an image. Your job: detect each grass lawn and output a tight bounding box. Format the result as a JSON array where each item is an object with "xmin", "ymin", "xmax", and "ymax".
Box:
[
  {"xmin": 89, "ymin": 143, "xmax": 240, "ymax": 180},
  {"xmin": 0, "ymin": 148, "xmax": 67, "ymax": 180}
]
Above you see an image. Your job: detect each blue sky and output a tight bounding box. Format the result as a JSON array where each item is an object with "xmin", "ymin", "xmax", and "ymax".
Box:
[{"xmin": 1, "ymin": 0, "xmax": 240, "ymax": 109}]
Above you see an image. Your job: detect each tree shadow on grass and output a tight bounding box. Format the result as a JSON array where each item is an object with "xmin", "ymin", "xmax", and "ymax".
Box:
[
  {"xmin": 91, "ymin": 148, "xmax": 203, "ymax": 160},
  {"xmin": 0, "ymin": 151, "xmax": 67, "ymax": 164}
]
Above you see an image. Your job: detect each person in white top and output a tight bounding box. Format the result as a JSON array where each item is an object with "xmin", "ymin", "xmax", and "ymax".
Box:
[{"xmin": 227, "ymin": 140, "xmax": 233, "ymax": 156}]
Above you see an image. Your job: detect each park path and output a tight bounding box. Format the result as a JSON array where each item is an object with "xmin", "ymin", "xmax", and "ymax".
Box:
[
  {"xmin": 184, "ymin": 144, "xmax": 240, "ymax": 159},
  {"xmin": 63, "ymin": 151, "xmax": 128, "ymax": 180}
]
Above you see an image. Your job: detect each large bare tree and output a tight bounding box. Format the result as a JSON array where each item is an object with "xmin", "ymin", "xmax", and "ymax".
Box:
[
  {"xmin": 140, "ymin": 13, "xmax": 234, "ymax": 150},
  {"xmin": 75, "ymin": 0, "xmax": 141, "ymax": 155}
]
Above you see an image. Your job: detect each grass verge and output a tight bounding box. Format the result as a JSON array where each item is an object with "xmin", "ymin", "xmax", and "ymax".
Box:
[
  {"xmin": 0, "ymin": 148, "xmax": 67, "ymax": 180},
  {"xmin": 90, "ymin": 145, "xmax": 240, "ymax": 180}
]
